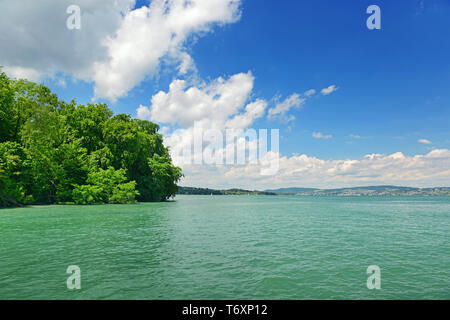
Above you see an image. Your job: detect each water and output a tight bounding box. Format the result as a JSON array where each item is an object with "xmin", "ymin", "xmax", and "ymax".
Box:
[{"xmin": 0, "ymin": 195, "xmax": 449, "ymax": 299}]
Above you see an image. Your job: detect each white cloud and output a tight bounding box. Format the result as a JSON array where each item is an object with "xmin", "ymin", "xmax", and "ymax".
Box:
[
  {"xmin": 418, "ymin": 139, "xmax": 432, "ymax": 144},
  {"xmin": 267, "ymin": 93, "xmax": 304, "ymax": 121},
  {"xmin": 136, "ymin": 104, "xmax": 152, "ymax": 120},
  {"xmin": 2, "ymin": 66, "xmax": 42, "ymax": 82},
  {"xmin": 137, "ymin": 72, "xmax": 274, "ymax": 166},
  {"xmin": 304, "ymin": 89, "xmax": 316, "ymax": 97},
  {"xmin": 349, "ymin": 134, "xmax": 362, "ymax": 139},
  {"xmin": 225, "ymin": 100, "xmax": 268, "ymax": 129},
  {"xmin": 0, "ymin": 0, "xmax": 134, "ymax": 82},
  {"xmin": 180, "ymin": 149, "xmax": 450, "ymax": 189},
  {"xmin": 321, "ymin": 85, "xmax": 338, "ymax": 95},
  {"xmin": 312, "ymin": 132, "xmax": 333, "ymax": 139},
  {"xmin": 136, "ymin": 74, "xmax": 448, "ymax": 190},
  {"xmin": 177, "ymin": 52, "xmax": 196, "ymax": 75},
  {"xmin": 92, "ymin": 0, "xmax": 241, "ymax": 101},
  {"xmin": 0, "ymin": 0, "xmax": 241, "ymax": 101},
  {"xmin": 266, "ymin": 86, "xmax": 335, "ymax": 122},
  {"xmin": 141, "ymin": 71, "xmax": 256, "ymax": 128}
]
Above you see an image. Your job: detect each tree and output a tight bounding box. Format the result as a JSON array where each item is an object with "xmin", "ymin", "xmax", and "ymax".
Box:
[
  {"xmin": 147, "ymin": 154, "xmax": 183, "ymax": 201},
  {"xmin": 102, "ymin": 114, "xmax": 182, "ymax": 201},
  {"xmin": 72, "ymin": 167, "xmax": 139, "ymax": 204},
  {"xmin": 0, "ymin": 142, "xmax": 33, "ymax": 206},
  {"xmin": 0, "ymin": 71, "xmax": 15, "ymax": 142},
  {"xmin": 0, "ymin": 71, "xmax": 181, "ymax": 206}
]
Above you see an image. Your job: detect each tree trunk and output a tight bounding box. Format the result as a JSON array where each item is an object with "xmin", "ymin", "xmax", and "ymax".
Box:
[{"xmin": 0, "ymin": 192, "xmax": 24, "ymax": 207}]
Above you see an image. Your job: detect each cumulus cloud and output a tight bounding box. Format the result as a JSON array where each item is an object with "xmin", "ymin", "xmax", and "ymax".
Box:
[
  {"xmin": 0, "ymin": 0, "xmax": 134, "ymax": 82},
  {"xmin": 312, "ymin": 132, "xmax": 333, "ymax": 139},
  {"xmin": 136, "ymin": 73, "xmax": 448, "ymax": 189},
  {"xmin": 2, "ymin": 66, "xmax": 43, "ymax": 82},
  {"xmin": 304, "ymin": 89, "xmax": 316, "ymax": 97},
  {"xmin": 267, "ymin": 93, "xmax": 305, "ymax": 122},
  {"xmin": 266, "ymin": 86, "xmax": 335, "ymax": 122},
  {"xmin": 137, "ymin": 72, "xmax": 273, "ymax": 166},
  {"xmin": 181, "ymin": 149, "xmax": 450, "ymax": 189},
  {"xmin": 0, "ymin": 0, "xmax": 241, "ymax": 101},
  {"xmin": 136, "ymin": 104, "xmax": 152, "ymax": 120},
  {"xmin": 139, "ymin": 71, "xmax": 256, "ymax": 128},
  {"xmin": 418, "ymin": 139, "xmax": 432, "ymax": 144},
  {"xmin": 321, "ymin": 85, "xmax": 338, "ymax": 95},
  {"xmin": 177, "ymin": 52, "xmax": 197, "ymax": 75},
  {"xmin": 92, "ymin": 0, "xmax": 241, "ymax": 101}
]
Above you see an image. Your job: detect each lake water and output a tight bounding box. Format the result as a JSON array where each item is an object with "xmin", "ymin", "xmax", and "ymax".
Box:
[{"xmin": 0, "ymin": 195, "xmax": 449, "ymax": 299}]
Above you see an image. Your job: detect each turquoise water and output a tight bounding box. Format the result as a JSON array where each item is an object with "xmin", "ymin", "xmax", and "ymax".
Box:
[{"xmin": 0, "ymin": 195, "xmax": 449, "ymax": 299}]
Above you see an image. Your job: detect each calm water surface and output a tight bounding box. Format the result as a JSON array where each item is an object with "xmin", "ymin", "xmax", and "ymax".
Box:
[{"xmin": 0, "ymin": 195, "xmax": 449, "ymax": 299}]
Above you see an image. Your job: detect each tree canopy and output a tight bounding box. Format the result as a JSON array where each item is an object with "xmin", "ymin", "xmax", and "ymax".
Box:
[{"xmin": 0, "ymin": 70, "xmax": 182, "ymax": 207}]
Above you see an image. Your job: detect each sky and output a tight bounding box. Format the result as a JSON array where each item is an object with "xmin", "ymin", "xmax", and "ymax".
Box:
[{"xmin": 1, "ymin": 0, "xmax": 449, "ymax": 189}]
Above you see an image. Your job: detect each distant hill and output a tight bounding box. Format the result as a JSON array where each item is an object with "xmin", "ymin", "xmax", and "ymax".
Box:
[
  {"xmin": 178, "ymin": 186, "xmax": 450, "ymax": 196},
  {"xmin": 265, "ymin": 186, "xmax": 450, "ymax": 196},
  {"xmin": 177, "ymin": 186, "xmax": 276, "ymax": 196},
  {"xmin": 264, "ymin": 187, "xmax": 318, "ymax": 194}
]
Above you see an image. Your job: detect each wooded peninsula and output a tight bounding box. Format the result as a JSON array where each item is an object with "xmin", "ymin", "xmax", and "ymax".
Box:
[{"xmin": 0, "ymin": 70, "xmax": 182, "ymax": 207}]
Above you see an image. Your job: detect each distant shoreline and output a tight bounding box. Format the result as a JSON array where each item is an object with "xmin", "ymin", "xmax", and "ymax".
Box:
[{"xmin": 177, "ymin": 186, "xmax": 450, "ymax": 197}]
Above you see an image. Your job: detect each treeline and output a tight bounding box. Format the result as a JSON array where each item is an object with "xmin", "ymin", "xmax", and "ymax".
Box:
[
  {"xmin": 177, "ymin": 186, "xmax": 276, "ymax": 196},
  {"xmin": 177, "ymin": 187, "xmax": 223, "ymax": 195},
  {"xmin": 0, "ymin": 70, "xmax": 182, "ymax": 207}
]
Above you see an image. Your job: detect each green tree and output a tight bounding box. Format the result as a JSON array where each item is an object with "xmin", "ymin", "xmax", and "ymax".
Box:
[
  {"xmin": 147, "ymin": 154, "xmax": 183, "ymax": 201},
  {"xmin": 0, "ymin": 71, "xmax": 181, "ymax": 206},
  {"xmin": 102, "ymin": 114, "xmax": 181, "ymax": 201},
  {"xmin": 0, "ymin": 142, "xmax": 33, "ymax": 206},
  {"xmin": 0, "ymin": 71, "xmax": 15, "ymax": 142},
  {"xmin": 72, "ymin": 167, "xmax": 139, "ymax": 204},
  {"xmin": 65, "ymin": 103, "xmax": 113, "ymax": 154}
]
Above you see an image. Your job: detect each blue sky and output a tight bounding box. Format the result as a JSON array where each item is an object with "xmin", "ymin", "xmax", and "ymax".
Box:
[
  {"xmin": 46, "ymin": 0, "xmax": 450, "ymax": 159},
  {"xmin": 2, "ymin": 0, "xmax": 450, "ymax": 188}
]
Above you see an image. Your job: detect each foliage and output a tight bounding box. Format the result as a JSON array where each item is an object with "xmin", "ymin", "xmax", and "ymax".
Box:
[
  {"xmin": 176, "ymin": 186, "xmax": 276, "ymax": 196},
  {"xmin": 0, "ymin": 70, "xmax": 182, "ymax": 206},
  {"xmin": 0, "ymin": 142, "xmax": 33, "ymax": 206},
  {"xmin": 72, "ymin": 167, "xmax": 140, "ymax": 204}
]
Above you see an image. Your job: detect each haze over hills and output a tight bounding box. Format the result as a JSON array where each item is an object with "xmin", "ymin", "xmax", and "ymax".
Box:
[
  {"xmin": 264, "ymin": 187, "xmax": 319, "ymax": 194},
  {"xmin": 268, "ymin": 186, "xmax": 450, "ymax": 196},
  {"xmin": 178, "ymin": 186, "xmax": 450, "ymax": 196}
]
